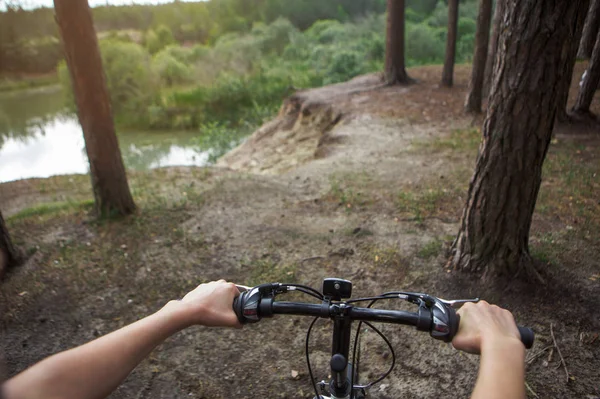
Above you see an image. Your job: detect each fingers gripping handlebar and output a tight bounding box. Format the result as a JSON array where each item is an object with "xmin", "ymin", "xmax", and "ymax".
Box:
[{"xmin": 233, "ymin": 282, "xmax": 534, "ymax": 349}]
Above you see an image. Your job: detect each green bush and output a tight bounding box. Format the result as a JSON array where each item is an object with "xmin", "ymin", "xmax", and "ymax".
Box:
[
  {"xmin": 324, "ymin": 50, "xmax": 368, "ymax": 84},
  {"xmin": 59, "ymin": 40, "xmax": 160, "ymax": 124},
  {"xmin": 99, "ymin": 40, "xmax": 159, "ymax": 120},
  {"xmin": 251, "ymin": 18, "xmax": 298, "ymax": 55},
  {"xmin": 427, "ymin": 2, "xmax": 448, "ymax": 28},
  {"xmin": 458, "ymin": 17, "xmax": 477, "ymax": 39},
  {"xmin": 157, "ymin": 45, "xmax": 194, "ymax": 63},
  {"xmin": 406, "ymin": 23, "xmax": 445, "ymax": 65},
  {"xmin": 304, "ymin": 19, "xmax": 346, "ymax": 44},
  {"xmin": 457, "ymin": 33, "xmax": 475, "ymax": 63},
  {"xmin": 152, "ymin": 50, "xmax": 192, "ymax": 86},
  {"xmin": 145, "ymin": 24, "xmax": 176, "ymax": 54},
  {"xmin": 406, "ymin": 8, "xmax": 426, "ymax": 23}
]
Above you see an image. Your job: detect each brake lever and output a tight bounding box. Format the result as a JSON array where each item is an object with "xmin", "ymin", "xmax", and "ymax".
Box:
[
  {"xmin": 437, "ymin": 297, "xmax": 480, "ymax": 307},
  {"xmin": 235, "ymin": 284, "xmax": 252, "ymax": 292}
]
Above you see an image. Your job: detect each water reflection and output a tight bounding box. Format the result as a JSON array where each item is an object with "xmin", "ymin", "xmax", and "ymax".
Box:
[{"xmin": 0, "ymin": 86, "xmax": 211, "ymax": 183}]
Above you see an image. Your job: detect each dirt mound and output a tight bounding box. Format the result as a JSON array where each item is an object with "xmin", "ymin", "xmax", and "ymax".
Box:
[{"xmin": 218, "ymin": 74, "xmax": 383, "ymax": 174}]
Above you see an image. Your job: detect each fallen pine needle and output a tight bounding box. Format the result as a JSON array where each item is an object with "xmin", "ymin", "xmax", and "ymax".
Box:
[
  {"xmin": 525, "ymin": 381, "xmax": 539, "ymax": 398},
  {"xmin": 550, "ymin": 323, "xmax": 570, "ymax": 383}
]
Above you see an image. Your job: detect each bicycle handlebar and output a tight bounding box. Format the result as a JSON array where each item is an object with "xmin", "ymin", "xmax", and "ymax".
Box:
[{"xmin": 232, "ymin": 282, "xmax": 534, "ymax": 349}]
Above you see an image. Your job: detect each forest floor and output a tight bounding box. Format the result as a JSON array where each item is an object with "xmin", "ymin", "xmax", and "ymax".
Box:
[{"xmin": 1, "ymin": 63, "xmax": 599, "ymax": 399}]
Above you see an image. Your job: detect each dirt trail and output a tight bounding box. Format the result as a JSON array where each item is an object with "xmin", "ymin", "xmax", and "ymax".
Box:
[{"xmin": 1, "ymin": 64, "xmax": 599, "ymax": 399}]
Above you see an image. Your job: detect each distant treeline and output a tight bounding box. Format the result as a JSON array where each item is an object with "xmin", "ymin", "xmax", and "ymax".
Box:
[{"xmin": 0, "ymin": 0, "xmax": 451, "ymax": 74}]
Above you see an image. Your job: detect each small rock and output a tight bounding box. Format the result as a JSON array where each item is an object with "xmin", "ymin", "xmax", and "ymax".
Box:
[
  {"xmin": 127, "ymin": 299, "xmax": 133, "ymax": 304},
  {"xmin": 291, "ymin": 370, "xmax": 299, "ymax": 379}
]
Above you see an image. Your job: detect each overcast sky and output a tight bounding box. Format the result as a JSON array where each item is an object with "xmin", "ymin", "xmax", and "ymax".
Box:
[{"xmin": 3, "ymin": 0, "xmax": 202, "ymax": 10}]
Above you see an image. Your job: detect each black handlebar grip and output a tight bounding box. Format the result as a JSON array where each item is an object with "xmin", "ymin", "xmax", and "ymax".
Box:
[
  {"xmin": 232, "ymin": 294, "xmax": 246, "ymax": 324},
  {"xmin": 518, "ymin": 326, "xmax": 534, "ymax": 349}
]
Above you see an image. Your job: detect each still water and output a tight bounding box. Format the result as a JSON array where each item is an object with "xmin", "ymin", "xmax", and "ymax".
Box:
[{"xmin": 0, "ymin": 86, "xmax": 211, "ymax": 183}]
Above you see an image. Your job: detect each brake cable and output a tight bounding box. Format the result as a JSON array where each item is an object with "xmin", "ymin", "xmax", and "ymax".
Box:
[{"xmin": 350, "ymin": 296, "xmax": 397, "ymax": 393}]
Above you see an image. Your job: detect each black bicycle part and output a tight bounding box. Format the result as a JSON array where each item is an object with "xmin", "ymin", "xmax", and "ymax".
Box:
[
  {"xmin": 232, "ymin": 279, "xmax": 535, "ymax": 398},
  {"xmin": 323, "ymin": 278, "xmax": 352, "ymax": 301}
]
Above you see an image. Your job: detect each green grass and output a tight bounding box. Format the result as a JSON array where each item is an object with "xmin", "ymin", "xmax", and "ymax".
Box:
[
  {"xmin": 0, "ymin": 74, "xmax": 59, "ymax": 93},
  {"xmin": 8, "ymin": 200, "xmax": 94, "ymax": 222},
  {"xmin": 395, "ymin": 187, "xmax": 462, "ymax": 223},
  {"xmin": 417, "ymin": 239, "xmax": 443, "ymax": 259},
  {"xmin": 413, "ymin": 128, "xmax": 481, "ymax": 152},
  {"xmin": 246, "ymin": 258, "xmax": 297, "ymax": 286},
  {"xmin": 327, "ymin": 172, "xmax": 374, "ymax": 212}
]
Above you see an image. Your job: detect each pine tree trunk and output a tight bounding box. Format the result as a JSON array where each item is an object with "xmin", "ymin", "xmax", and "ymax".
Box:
[
  {"xmin": 578, "ymin": 0, "xmax": 600, "ymax": 59},
  {"xmin": 384, "ymin": 0, "xmax": 410, "ymax": 84},
  {"xmin": 450, "ymin": 0, "xmax": 587, "ymax": 281},
  {"xmin": 0, "ymin": 210, "xmax": 20, "ymax": 279},
  {"xmin": 555, "ymin": 1, "xmax": 590, "ymax": 122},
  {"xmin": 484, "ymin": 0, "xmax": 505, "ymax": 94},
  {"xmin": 465, "ymin": 0, "xmax": 493, "ymax": 113},
  {"xmin": 54, "ymin": 0, "xmax": 136, "ymax": 218},
  {"xmin": 573, "ymin": 27, "xmax": 600, "ymax": 114},
  {"xmin": 441, "ymin": 0, "xmax": 459, "ymax": 87}
]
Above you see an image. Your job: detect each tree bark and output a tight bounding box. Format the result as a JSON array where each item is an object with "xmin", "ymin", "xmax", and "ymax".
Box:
[
  {"xmin": 384, "ymin": 0, "xmax": 410, "ymax": 84},
  {"xmin": 573, "ymin": 27, "xmax": 600, "ymax": 114},
  {"xmin": 577, "ymin": 0, "xmax": 600, "ymax": 59},
  {"xmin": 54, "ymin": 0, "xmax": 136, "ymax": 218},
  {"xmin": 0, "ymin": 210, "xmax": 20, "ymax": 280},
  {"xmin": 555, "ymin": 1, "xmax": 590, "ymax": 122},
  {"xmin": 484, "ymin": 0, "xmax": 506, "ymax": 94},
  {"xmin": 450, "ymin": 0, "xmax": 588, "ymax": 281},
  {"xmin": 464, "ymin": 0, "xmax": 493, "ymax": 113},
  {"xmin": 441, "ymin": 0, "xmax": 459, "ymax": 87}
]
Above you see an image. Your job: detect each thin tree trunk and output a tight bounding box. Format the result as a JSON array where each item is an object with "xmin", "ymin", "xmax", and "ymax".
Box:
[
  {"xmin": 484, "ymin": 0, "xmax": 505, "ymax": 94},
  {"xmin": 555, "ymin": 2, "xmax": 590, "ymax": 122},
  {"xmin": 0, "ymin": 211, "xmax": 20, "ymax": 279},
  {"xmin": 465, "ymin": 0, "xmax": 493, "ymax": 113},
  {"xmin": 54, "ymin": 0, "xmax": 136, "ymax": 218},
  {"xmin": 450, "ymin": 0, "xmax": 588, "ymax": 282},
  {"xmin": 441, "ymin": 0, "xmax": 459, "ymax": 87},
  {"xmin": 578, "ymin": 0, "xmax": 600, "ymax": 59},
  {"xmin": 573, "ymin": 27, "xmax": 600, "ymax": 114},
  {"xmin": 384, "ymin": 0, "xmax": 410, "ymax": 84}
]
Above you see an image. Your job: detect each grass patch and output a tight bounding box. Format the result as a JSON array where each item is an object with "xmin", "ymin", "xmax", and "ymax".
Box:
[
  {"xmin": 246, "ymin": 258, "xmax": 297, "ymax": 286},
  {"xmin": 413, "ymin": 128, "xmax": 481, "ymax": 152},
  {"xmin": 536, "ymin": 141, "xmax": 599, "ymax": 232},
  {"xmin": 417, "ymin": 239, "xmax": 443, "ymax": 259},
  {"xmin": 361, "ymin": 244, "xmax": 408, "ymax": 274},
  {"xmin": 0, "ymin": 74, "xmax": 59, "ymax": 93},
  {"xmin": 8, "ymin": 199, "xmax": 94, "ymax": 222},
  {"xmin": 326, "ymin": 172, "xmax": 374, "ymax": 212},
  {"xmin": 395, "ymin": 186, "xmax": 462, "ymax": 223}
]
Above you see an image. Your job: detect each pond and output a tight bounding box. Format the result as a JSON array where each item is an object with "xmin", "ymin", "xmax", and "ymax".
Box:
[{"xmin": 0, "ymin": 86, "xmax": 215, "ymax": 183}]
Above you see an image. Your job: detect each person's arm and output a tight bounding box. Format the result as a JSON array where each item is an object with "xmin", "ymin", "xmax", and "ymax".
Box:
[
  {"xmin": 452, "ymin": 301, "xmax": 526, "ymax": 399},
  {"xmin": 2, "ymin": 280, "xmax": 240, "ymax": 399}
]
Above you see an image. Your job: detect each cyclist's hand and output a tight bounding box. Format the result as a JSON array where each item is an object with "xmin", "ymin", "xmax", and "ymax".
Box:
[
  {"xmin": 174, "ymin": 280, "xmax": 242, "ymax": 328},
  {"xmin": 452, "ymin": 301, "xmax": 521, "ymax": 354}
]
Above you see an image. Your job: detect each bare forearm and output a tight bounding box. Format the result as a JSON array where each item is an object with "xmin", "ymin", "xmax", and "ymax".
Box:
[
  {"xmin": 3, "ymin": 301, "xmax": 188, "ymax": 399},
  {"xmin": 471, "ymin": 339, "xmax": 526, "ymax": 399}
]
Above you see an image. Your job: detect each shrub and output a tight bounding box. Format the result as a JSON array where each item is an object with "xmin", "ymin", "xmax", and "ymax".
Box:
[
  {"xmin": 304, "ymin": 19, "xmax": 345, "ymax": 44},
  {"xmin": 152, "ymin": 51, "xmax": 192, "ymax": 86},
  {"xmin": 406, "ymin": 23, "xmax": 445, "ymax": 65},
  {"xmin": 406, "ymin": 8, "xmax": 425, "ymax": 24},
  {"xmin": 157, "ymin": 45, "xmax": 194, "ymax": 63},
  {"xmin": 457, "ymin": 33, "xmax": 475, "ymax": 63},
  {"xmin": 251, "ymin": 18, "xmax": 298, "ymax": 55},
  {"xmin": 58, "ymin": 40, "xmax": 159, "ymax": 124},
  {"xmin": 324, "ymin": 49, "xmax": 367, "ymax": 84},
  {"xmin": 458, "ymin": 17, "xmax": 477, "ymax": 39},
  {"xmin": 145, "ymin": 24, "xmax": 175, "ymax": 54}
]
